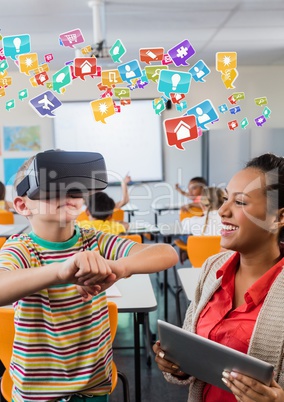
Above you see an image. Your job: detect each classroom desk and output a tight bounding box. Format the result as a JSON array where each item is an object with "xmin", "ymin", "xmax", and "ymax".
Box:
[
  {"xmin": 151, "ymin": 204, "xmax": 181, "ymax": 226},
  {"xmin": 125, "ymin": 222, "xmax": 160, "ymax": 238},
  {"xmin": 122, "ymin": 204, "xmax": 139, "ymax": 223},
  {"xmin": 0, "ymin": 224, "xmax": 30, "ymax": 238},
  {"xmin": 108, "ymin": 274, "xmax": 157, "ymax": 402},
  {"xmin": 177, "ymin": 268, "xmax": 201, "ymax": 302}
]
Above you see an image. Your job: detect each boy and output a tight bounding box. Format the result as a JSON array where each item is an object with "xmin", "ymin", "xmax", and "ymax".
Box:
[
  {"xmin": 175, "ymin": 176, "xmax": 207, "ymax": 212},
  {"xmin": 0, "ymin": 150, "xmax": 178, "ymax": 402}
]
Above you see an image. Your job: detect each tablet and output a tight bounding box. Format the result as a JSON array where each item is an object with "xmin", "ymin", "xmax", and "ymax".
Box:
[{"xmin": 158, "ymin": 320, "xmax": 274, "ymax": 391}]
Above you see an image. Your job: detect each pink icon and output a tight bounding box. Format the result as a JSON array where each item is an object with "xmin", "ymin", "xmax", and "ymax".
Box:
[
  {"xmin": 162, "ymin": 53, "xmax": 173, "ymax": 65},
  {"xmin": 59, "ymin": 29, "xmax": 85, "ymax": 48},
  {"xmin": 44, "ymin": 53, "xmax": 54, "ymax": 63},
  {"xmin": 0, "ymin": 48, "xmax": 6, "ymax": 61}
]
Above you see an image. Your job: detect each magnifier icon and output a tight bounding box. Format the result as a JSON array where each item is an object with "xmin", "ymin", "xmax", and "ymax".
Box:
[
  {"xmin": 152, "ymin": 69, "xmax": 161, "ymax": 78},
  {"xmin": 118, "ymin": 90, "xmax": 126, "ymax": 96}
]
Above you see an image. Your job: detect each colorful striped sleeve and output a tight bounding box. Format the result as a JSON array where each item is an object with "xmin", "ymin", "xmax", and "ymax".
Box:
[
  {"xmin": 94, "ymin": 231, "xmax": 136, "ymax": 260},
  {"xmin": 0, "ymin": 236, "xmax": 31, "ymax": 271}
]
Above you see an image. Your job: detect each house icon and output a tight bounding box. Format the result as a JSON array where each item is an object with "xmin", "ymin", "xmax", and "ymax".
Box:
[
  {"xmin": 80, "ymin": 60, "xmax": 92, "ymax": 74},
  {"xmin": 174, "ymin": 120, "xmax": 191, "ymax": 140}
]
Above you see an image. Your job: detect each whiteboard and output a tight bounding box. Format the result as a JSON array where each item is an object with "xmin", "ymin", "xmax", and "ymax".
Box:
[{"xmin": 53, "ymin": 100, "xmax": 163, "ymax": 184}]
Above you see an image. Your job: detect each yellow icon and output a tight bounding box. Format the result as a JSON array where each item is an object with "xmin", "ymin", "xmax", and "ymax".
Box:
[
  {"xmin": 18, "ymin": 52, "xmax": 39, "ymax": 75},
  {"xmin": 90, "ymin": 97, "xmax": 115, "ymax": 124},
  {"xmin": 29, "ymin": 76, "xmax": 38, "ymax": 87},
  {"xmin": 101, "ymin": 69, "xmax": 123, "ymax": 87},
  {"xmin": 46, "ymin": 82, "xmax": 53, "ymax": 89},
  {"xmin": 0, "ymin": 70, "xmax": 8, "ymax": 79},
  {"xmin": 221, "ymin": 68, "xmax": 238, "ymax": 89},
  {"xmin": 33, "ymin": 63, "xmax": 49, "ymax": 75},
  {"xmin": 0, "ymin": 88, "xmax": 6, "ymax": 97},
  {"xmin": 81, "ymin": 45, "xmax": 92, "ymax": 55},
  {"xmin": 216, "ymin": 52, "xmax": 237, "ymax": 72},
  {"xmin": 0, "ymin": 77, "xmax": 12, "ymax": 87}
]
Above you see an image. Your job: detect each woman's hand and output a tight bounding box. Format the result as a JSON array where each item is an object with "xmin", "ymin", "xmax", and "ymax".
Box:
[
  {"xmin": 222, "ymin": 371, "xmax": 284, "ymax": 401},
  {"xmin": 153, "ymin": 341, "xmax": 189, "ymax": 379}
]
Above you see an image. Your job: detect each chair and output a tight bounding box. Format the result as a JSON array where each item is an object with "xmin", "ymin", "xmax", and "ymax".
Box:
[
  {"xmin": 179, "ymin": 206, "xmax": 203, "ymax": 222},
  {"xmin": 76, "ymin": 210, "xmax": 90, "ymax": 222},
  {"xmin": 0, "ymin": 237, "xmax": 7, "ymax": 248},
  {"xmin": 0, "ymin": 211, "xmax": 14, "ymax": 224},
  {"xmin": 112, "ymin": 208, "xmax": 124, "ymax": 222},
  {"xmin": 186, "ymin": 235, "xmax": 221, "ymax": 268},
  {"xmin": 0, "ymin": 305, "xmax": 130, "ymax": 402},
  {"xmin": 119, "ymin": 234, "xmax": 142, "ymax": 243}
]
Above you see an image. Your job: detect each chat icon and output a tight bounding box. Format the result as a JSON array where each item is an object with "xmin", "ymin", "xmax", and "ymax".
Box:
[
  {"xmin": 232, "ymin": 92, "xmax": 245, "ymax": 101},
  {"xmin": 29, "ymin": 90, "xmax": 62, "ymax": 118},
  {"xmin": 254, "ymin": 97, "xmax": 268, "ymax": 106},
  {"xmin": 164, "ymin": 115, "xmax": 198, "ymax": 150},
  {"xmin": 44, "ymin": 53, "xmax": 54, "ymax": 63},
  {"xmin": 176, "ymin": 101, "xmax": 188, "ymax": 112},
  {"xmin": 229, "ymin": 105, "xmax": 241, "ymax": 114},
  {"xmin": 3, "ymin": 34, "xmax": 31, "ymax": 60},
  {"xmin": 0, "ymin": 59, "xmax": 9, "ymax": 73},
  {"xmin": 218, "ymin": 104, "xmax": 228, "ymax": 113},
  {"xmin": 6, "ymin": 99, "xmax": 15, "ymax": 111},
  {"xmin": 0, "ymin": 77, "xmax": 12, "ymax": 87},
  {"xmin": 221, "ymin": 68, "xmax": 238, "ymax": 89},
  {"xmin": 162, "ymin": 53, "xmax": 173, "ymax": 65},
  {"xmin": 189, "ymin": 60, "xmax": 210, "ymax": 83},
  {"xmin": 228, "ymin": 95, "xmax": 237, "ymax": 105},
  {"xmin": 228, "ymin": 120, "xmax": 238, "ymax": 131},
  {"xmin": 101, "ymin": 69, "xmax": 123, "ymax": 87},
  {"xmin": 158, "ymin": 70, "xmax": 192, "ymax": 98},
  {"xmin": 74, "ymin": 57, "xmax": 97, "ymax": 80},
  {"xmin": 0, "ymin": 88, "xmax": 6, "ymax": 97},
  {"xmin": 240, "ymin": 117, "xmax": 249, "ymax": 129},
  {"xmin": 59, "ymin": 29, "xmax": 85, "ymax": 48},
  {"xmin": 216, "ymin": 52, "xmax": 237, "ymax": 72},
  {"xmin": 263, "ymin": 106, "xmax": 271, "ymax": 118},
  {"xmin": 35, "ymin": 71, "xmax": 49, "ymax": 86},
  {"xmin": 18, "ymin": 53, "xmax": 39, "ymax": 75},
  {"xmin": 168, "ymin": 39, "xmax": 195, "ymax": 67},
  {"xmin": 113, "ymin": 87, "xmax": 130, "ymax": 99},
  {"xmin": 109, "ymin": 39, "xmax": 126, "ymax": 63},
  {"xmin": 255, "ymin": 115, "xmax": 267, "ymax": 127},
  {"xmin": 52, "ymin": 66, "xmax": 72, "ymax": 93},
  {"xmin": 185, "ymin": 99, "xmax": 219, "ymax": 130},
  {"xmin": 90, "ymin": 97, "xmax": 115, "ymax": 124},
  {"xmin": 18, "ymin": 89, "xmax": 28, "ymax": 101},
  {"xmin": 117, "ymin": 60, "xmax": 142, "ymax": 83},
  {"xmin": 170, "ymin": 93, "xmax": 186, "ymax": 105},
  {"xmin": 144, "ymin": 65, "xmax": 168, "ymax": 83},
  {"xmin": 153, "ymin": 98, "xmax": 165, "ymax": 115},
  {"xmin": 81, "ymin": 45, "xmax": 92, "ymax": 55},
  {"xmin": 140, "ymin": 47, "xmax": 164, "ymax": 64}
]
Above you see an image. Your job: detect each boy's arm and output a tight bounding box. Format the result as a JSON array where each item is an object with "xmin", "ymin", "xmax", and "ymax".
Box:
[{"xmin": 115, "ymin": 175, "xmax": 131, "ymax": 209}]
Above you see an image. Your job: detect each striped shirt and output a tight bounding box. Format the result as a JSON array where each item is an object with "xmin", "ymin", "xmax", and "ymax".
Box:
[{"xmin": 0, "ymin": 225, "xmax": 134, "ymax": 402}]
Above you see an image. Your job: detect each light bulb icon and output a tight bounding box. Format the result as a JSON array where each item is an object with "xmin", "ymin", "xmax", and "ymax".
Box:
[
  {"xmin": 171, "ymin": 73, "xmax": 181, "ymax": 90},
  {"xmin": 13, "ymin": 37, "xmax": 22, "ymax": 53}
]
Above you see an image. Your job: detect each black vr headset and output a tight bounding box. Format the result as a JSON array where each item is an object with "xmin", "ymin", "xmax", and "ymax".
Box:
[{"xmin": 16, "ymin": 150, "xmax": 108, "ymax": 200}]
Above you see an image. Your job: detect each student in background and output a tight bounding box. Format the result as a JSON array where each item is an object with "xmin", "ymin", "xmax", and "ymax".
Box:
[
  {"xmin": 79, "ymin": 191, "xmax": 129, "ymax": 234},
  {"xmin": 154, "ymin": 153, "xmax": 284, "ymax": 401},
  {"xmin": 115, "ymin": 173, "xmax": 132, "ymax": 209},
  {"xmin": 0, "ymin": 181, "xmax": 13, "ymax": 211},
  {"xmin": 175, "ymin": 176, "xmax": 208, "ymax": 212}
]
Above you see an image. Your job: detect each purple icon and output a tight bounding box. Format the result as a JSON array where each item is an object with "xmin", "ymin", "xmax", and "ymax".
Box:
[
  {"xmin": 29, "ymin": 90, "xmax": 62, "ymax": 117},
  {"xmin": 168, "ymin": 39, "xmax": 195, "ymax": 67},
  {"xmin": 229, "ymin": 106, "xmax": 241, "ymax": 114},
  {"xmin": 254, "ymin": 115, "xmax": 267, "ymax": 127},
  {"xmin": 59, "ymin": 29, "xmax": 85, "ymax": 48}
]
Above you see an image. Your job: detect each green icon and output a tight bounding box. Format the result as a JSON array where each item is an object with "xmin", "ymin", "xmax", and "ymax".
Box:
[
  {"xmin": 113, "ymin": 87, "xmax": 130, "ymax": 98},
  {"xmin": 6, "ymin": 99, "xmax": 15, "ymax": 111},
  {"xmin": 109, "ymin": 39, "xmax": 126, "ymax": 63},
  {"xmin": 52, "ymin": 66, "xmax": 72, "ymax": 93},
  {"xmin": 240, "ymin": 117, "xmax": 249, "ymax": 129},
  {"xmin": 263, "ymin": 106, "xmax": 271, "ymax": 118},
  {"xmin": 18, "ymin": 88, "xmax": 28, "ymax": 101},
  {"xmin": 232, "ymin": 92, "xmax": 245, "ymax": 101},
  {"xmin": 0, "ymin": 59, "xmax": 9, "ymax": 73}
]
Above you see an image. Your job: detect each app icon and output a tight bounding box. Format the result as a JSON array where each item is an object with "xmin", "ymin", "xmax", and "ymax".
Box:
[
  {"xmin": 18, "ymin": 88, "xmax": 28, "ymax": 101},
  {"xmin": 240, "ymin": 117, "xmax": 249, "ymax": 129},
  {"xmin": 228, "ymin": 120, "xmax": 238, "ymax": 130},
  {"xmin": 137, "ymin": 79, "xmax": 148, "ymax": 89},
  {"xmin": 216, "ymin": 52, "xmax": 237, "ymax": 72},
  {"xmin": 29, "ymin": 91, "xmax": 62, "ymax": 117},
  {"xmin": 44, "ymin": 53, "xmax": 54, "ymax": 63},
  {"xmin": 232, "ymin": 92, "xmax": 245, "ymax": 101},
  {"xmin": 170, "ymin": 93, "xmax": 186, "ymax": 104},
  {"xmin": 254, "ymin": 97, "xmax": 268, "ymax": 106},
  {"xmin": 263, "ymin": 106, "xmax": 271, "ymax": 118},
  {"xmin": 52, "ymin": 66, "xmax": 72, "ymax": 93},
  {"xmin": 18, "ymin": 53, "xmax": 39, "ymax": 75},
  {"xmin": 0, "ymin": 59, "xmax": 9, "ymax": 73},
  {"xmin": 255, "ymin": 115, "xmax": 267, "ymax": 127},
  {"xmin": 117, "ymin": 60, "xmax": 142, "ymax": 83},
  {"xmin": 185, "ymin": 99, "xmax": 219, "ymax": 130},
  {"xmin": 229, "ymin": 105, "xmax": 241, "ymax": 114},
  {"xmin": 74, "ymin": 57, "xmax": 97, "ymax": 80},
  {"xmin": 0, "ymin": 47, "xmax": 5, "ymax": 60},
  {"xmin": 162, "ymin": 53, "xmax": 173, "ymax": 65},
  {"xmin": 32, "ymin": 63, "xmax": 49, "ymax": 75},
  {"xmin": 59, "ymin": 29, "xmax": 85, "ymax": 48},
  {"xmin": 3, "ymin": 34, "xmax": 31, "ymax": 60},
  {"xmin": 120, "ymin": 99, "xmax": 131, "ymax": 106},
  {"xmin": 189, "ymin": 60, "xmax": 210, "ymax": 82},
  {"xmin": 144, "ymin": 65, "xmax": 168, "ymax": 83},
  {"xmin": 0, "ymin": 76, "xmax": 12, "ymax": 87},
  {"xmin": 164, "ymin": 115, "xmax": 198, "ymax": 150},
  {"xmin": 228, "ymin": 95, "xmax": 237, "ymax": 105},
  {"xmin": 0, "ymin": 88, "xmax": 5, "ymax": 97},
  {"xmin": 168, "ymin": 39, "xmax": 195, "ymax": 67},
  {"xmin": 35, "ymin": 71, "xmax": 49, "ymax": 86},
  {"xmin": 6, "ymin": 99, "xmax": 15, "ymax": 111},
  {"xmin": 152, "ymin": 98, "xmax": 165, "ymax": 115},
  {"xmin": 109, "ymin": 39, "xmax": 126, "ymax": 63},
  {"xmin": 218, "ymin": 104, "xmax": 228, "ymax": 114},
  {"xmin": 157, "ymin": 70, "xmax": 192, "ymax": 98},
  {"xmin": 139, "ymin": 48, "xmax": 164, "ymax": 64},
  {"xmin": 176, "ymin": 100, "xmax": 188, "ymax": 112},
  {"xmin": 81, "ymin": 45, "xmax": 92, "ymax": 55},
  {"xmin": 113, "ymin": 87, "xmax": 130, "ymax": 98},
  {"xmin": 90, "ymin": 97, "xmax": 115, "ymax": 123},
  {"xmin": 221, "ymin": 68, "xmax": 238, "ymax": 89},
  {"xmin": 101, "ymin": 69, "xmax": 123, "ymax": 87}
]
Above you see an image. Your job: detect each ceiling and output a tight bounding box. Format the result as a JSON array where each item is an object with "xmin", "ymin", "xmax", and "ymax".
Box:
[{"xmin": 1, "ymin": 0, "xmax": 284, "ymax": 71}]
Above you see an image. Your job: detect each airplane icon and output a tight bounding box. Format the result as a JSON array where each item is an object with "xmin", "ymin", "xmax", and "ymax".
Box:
[{"xmin": 38, "ymin": 94, "xmax": 54, "ymax": 109}]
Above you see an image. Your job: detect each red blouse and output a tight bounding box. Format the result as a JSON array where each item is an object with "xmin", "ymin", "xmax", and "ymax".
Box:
[{"xmin": 196, "ymin": 252, "xmax": 284, "ymax": 402}]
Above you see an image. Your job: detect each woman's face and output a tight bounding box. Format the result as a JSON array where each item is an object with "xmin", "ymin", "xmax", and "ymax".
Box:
[{"xmin": 218, "ymin": 167, "xmax": 280, "ymax": 254}]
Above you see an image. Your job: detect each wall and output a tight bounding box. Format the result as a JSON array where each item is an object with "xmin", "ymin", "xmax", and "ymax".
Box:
[{"xmin": 0, "ymin": 65, "xmax": 282, "ymax": 224}]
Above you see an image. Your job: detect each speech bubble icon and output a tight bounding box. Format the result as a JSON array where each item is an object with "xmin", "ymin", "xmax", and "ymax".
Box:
[
  {"xmin": 29, "ymin": 90, "xmax": 62, "ymax": 118},
  {"xmin": 74, "ymin": 57, "xmax": 97, "ymax": 80},
  {"xmin": 240, "ymin": 117, "xmax": 249, "ymax": 129},
  {"xmin": 109, "ymin": 39, "xmax": 126, "ymax": 63},
  {"xmin": 44, "ymin": 53, "xmax": 54, "ymax": 63},
  {"xmin": 35, "ymin": 71, "xmax": 49, "ymax": 86},
  {"xmin": 164, "ymin": 115, "xmax": 198, "ymax": 150},
  {"xmin": 0, "ymin": 76, "xmax": 12, "ymax": 87},
  {"xmin": 139, "ymin": 47, "xmax": 164, "ymax": 64},
  {"xmin": 18, "ymin": 89, "xmax": 28, "ymax": 101},
  {"xmin": 0, "ymin": 59, "xmax": 9, "ymax": 73},
  {"xmin": 228, "ymin": 120, "xmax": 238, "ymax": 130},
  {"xmin": 232, "ymin": 92, "xmax": 245, "ymax": 101},
  {"xmin": 113, "ymin": 87, "xmax": 130, "ymax": 98},
  {"xmin": 6, "ymin": 99, "xmax": 15, "ymax": 111},
  {"xmin": 3, "ymin": 34, "xmax": 31, "ymax": 60},
  {"xmin": 216, "ymin": 52, "xmax": 237, "ymax": 72},
  {"xmin": 176, "ymin": 101, "xmax": 188, "ymax": 112},
  {"xmin": 218, "ymin": 103, "xmax": 228, "ymax": 113},
  {"xmin": 189, "ymin": 60, "xmax": 210, "ymax": 83},
  {"xmin": 221, "ymin": 68, "xmax": 238, "ymax": 89},
  {"xmin": 153, "ymin": 98, "xmax": 165, "ymax": 115},
  {"xmin": 254, "ymin": 115, "xmax": 267, "ymax": 127},
  {"xmin": 263, "ymin": 106, "xmax": 271, "ymax": 118},
  {"xmin": 229, "ymin": 105, "xmax": 241, "ymax": 114},
  {"xmin": 59, "ymin": 29, "xmax": 85, "ymax": 48},
  {"xmin": 158, "ymin": 69, "xmax": 192, "ymax": 98},
  {"xmin": 168, "ymin": 39, "xmax": 195, "ymax": 67},
  {"xmin": 0, "ymin": 88, "xmax": 6, "ymax": 97},
  {"xmin": 254, "ymin": 97, "xmax": 268, "ymax": 106},
  {"xmin": 52, "ymin": 66, "xmax": 72, "ymax": 93},
  {"xmin": 144, "ymin": 65, "xmax": 168, "ymax": 83},
  {"xmin": 117, "ymin": 60, "xmax": 142, "ymax": 83},
  {"xmin": 90, "ymin": 97, "xmax": 115, "ymax": 124},
  {"xmin": 185, "ymin": 99, "xmax": 219, "ymax": 130},
  {"xmin": 18, "ymin": 52, "xmax": 39, "ymax": 75},
  {"xmin": 228, "ymin": 95, "xmax": 237, "ymax": 105}
]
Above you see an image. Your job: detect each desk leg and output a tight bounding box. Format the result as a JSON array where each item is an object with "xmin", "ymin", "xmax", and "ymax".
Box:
[
  {"xmin": 164, "ymin": 269, "xmax": 168, "ymax": 322},
  {"xmin": 154, "ymin": 212, "xmax": 158, "ymax": 226},
  {"xmin": 134, "ymin": 312, "xmax": 141, "ymax": 402}
]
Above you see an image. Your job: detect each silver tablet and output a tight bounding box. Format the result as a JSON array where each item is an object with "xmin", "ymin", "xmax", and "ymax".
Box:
[{"xmin": 158, "ymin": 319, "xmax": 274, "ymax": 391}]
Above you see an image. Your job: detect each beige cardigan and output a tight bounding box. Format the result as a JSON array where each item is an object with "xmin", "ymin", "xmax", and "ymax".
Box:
[{"xmin": 164, "ymin": 251, "xmax": 284, "ymax": 402}]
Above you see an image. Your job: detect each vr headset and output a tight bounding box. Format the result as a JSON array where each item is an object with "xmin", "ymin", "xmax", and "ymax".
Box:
[{"xmin": 16, "ymin": 150, "xmax": 108, "ymax": 199}]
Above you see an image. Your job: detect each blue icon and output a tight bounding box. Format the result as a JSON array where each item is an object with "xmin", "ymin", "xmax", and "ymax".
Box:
[
  {"xmin": 157, "ymin": 70, "xmax": 192, "ymax": 98},
  {"xmin": 176, "ymin": 101, "xmax": 188, "ymax": 112},
  {"xmin": 185, "ymin": 99, "xmax": 219, "ymax": 130},
  {"xmin": 189, "ymin": 60, "xmax": 210, "ymax": 83},
  {"xmin": 218, "ymin": 104, "xmax": 228, "ymax": 114},
  {"xmin": 3, "ymin": 34, "xmax": 31, "ymax": 60},
  {"xmin": 29, "ymin": 90, "xmax": 62, "ymax": 117},
  {"xmin": 118, "ymin": 60, "xmax": 142, "ymax": 83},
  {"xmin": 229, "ymin": 105, "xmax": 241, "ymax": 114},
  {"xmin": 140, "ymin": 69, "xmax": 149, "ymax": 83}
]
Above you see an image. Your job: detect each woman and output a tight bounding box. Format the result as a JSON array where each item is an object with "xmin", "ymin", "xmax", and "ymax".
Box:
[{"xmin": 154, "ymin": 153, "xmax": 284, "ymax": 402}]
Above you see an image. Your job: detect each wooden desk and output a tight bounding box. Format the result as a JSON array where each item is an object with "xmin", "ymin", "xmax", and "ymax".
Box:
[
  {"xmin": 0, "ymin": 224, "xmax": 29, "ymax": 238},
  {"xmin": 108, "ymin": 274, "xmax": 157, "ymax": 402}
]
